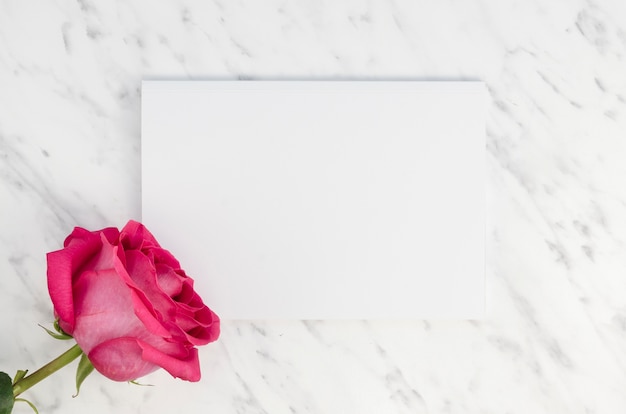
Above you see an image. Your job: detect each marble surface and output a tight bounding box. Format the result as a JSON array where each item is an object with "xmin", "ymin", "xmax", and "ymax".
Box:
[{"xmin": 1, "ymin": 0, "xmax": 626, "ymax": 412}]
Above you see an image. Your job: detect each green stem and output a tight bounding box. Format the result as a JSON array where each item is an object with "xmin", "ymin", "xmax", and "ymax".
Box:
[{"xmin": 12, "ymin": 344, "xmax": 83, "ymax": 397}]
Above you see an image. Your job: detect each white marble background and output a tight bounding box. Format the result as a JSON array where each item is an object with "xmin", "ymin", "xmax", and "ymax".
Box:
[{"xmin": 1, "ymin": 0, "xmax": 626, "ymax": 412}]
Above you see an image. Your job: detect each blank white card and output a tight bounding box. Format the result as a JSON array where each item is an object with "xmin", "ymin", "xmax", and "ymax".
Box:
[{"xmin": 142, "ymin": 81, "xmax": 486, "ymax": 319}]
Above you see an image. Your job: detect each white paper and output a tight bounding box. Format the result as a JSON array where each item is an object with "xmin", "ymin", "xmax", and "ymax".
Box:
[{"xmin": 142, "ymin": 81, "xmax": 486, "ymax": 319}]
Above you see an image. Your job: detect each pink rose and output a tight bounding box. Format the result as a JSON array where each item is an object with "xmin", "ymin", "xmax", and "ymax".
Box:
[{"xmin": 46, "ymin": 220, "xmax": 220, "ymax": 382}]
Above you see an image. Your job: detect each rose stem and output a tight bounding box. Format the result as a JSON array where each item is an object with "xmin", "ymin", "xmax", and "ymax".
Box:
[{"xmin": 12, "ymin": 344, "xmax": 83, "ymax": 397}]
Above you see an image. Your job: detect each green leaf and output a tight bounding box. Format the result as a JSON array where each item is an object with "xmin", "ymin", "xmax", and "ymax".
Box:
[
  {"xmin": 73, "ymin": 353, "xmax": 94, "ymax": 398},
  {"xmin": 12, "ymin": 370, "xmax": 27, "ymax": 385},
  {"xmin": 38, "ymin": 324, "xmax": 72, "ymax": 340},
  {"xmin": 14, "ymin": 398, "xmax": 38, "ymax": 414},
  {"xmin": 0, "ymin": 372, "xmax": 15, "ymax": 414}
]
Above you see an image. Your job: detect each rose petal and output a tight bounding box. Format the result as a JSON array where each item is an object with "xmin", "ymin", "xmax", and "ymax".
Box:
[
  {"xmin": 194, "ymin": 313, "xmax": 220, "ymax": 345},
  {"xmin": 149, "ymin": 247, "xmax": 182, "ymax": 270},
  {"xmin": 110, "ymin": 256, "xmax": 174, "ymax": 339},
  {"xmin": 194, "ymin": 305, "xmax": 217, "ymax": 326},
  {"xmin": 47, "ymin": 250, "xmax": 76, "ymax": 333},
  {"xmin": 99, "ymin": 227, "xmax": 121, "ymax": 245},
  {"xmin": 88, "ymin": 337, "xmax": 158, "ymax": 381},
  {"xmin": 186, "ymin": 322, "xmax": 221, "ymax": 345},
  {"xmin": 173, "ymin": 306, "xmax": 220, "ymax": 345},
  {"xmin": 155, "ymin": 263, "xmax": 184, "ymax": 298},
  {"xmin": 47, "ymin": 227, "xmax": 108, "ymax": 333},
  {"xmin": 73, "ymin": 268, "xmax": 147, "ymax": 354},
  {"xmin": 137, "ymin": 340, "xmax": 201, "ymax": 382},
  {"xmin": 62, "ymin": 227, "xmax": 91, "ymax": 248},
  {"xmin": 74, "ymin": 267, "xmax": 186, "ymax": 355},
  {"xmin": 125, "ymin": 250, "xmax": 177, "ymax": 320},
  {"xmin": 62, "ymin": 226, "xmax": 119, "ymax": 248},
  {"xmin": 120, "ymin": 220, "xmax": 161, "ymax": 251},
  {"xmin": 86, "ymin": 233, "xmax": 120, "ymax": 272},
  {"xmin": 175, "ymin": 279, "xmax": 196, "ymax": 303},
  {"xmin": 174, "ymin": 313, "xmax": 199, "ymax": 332}
]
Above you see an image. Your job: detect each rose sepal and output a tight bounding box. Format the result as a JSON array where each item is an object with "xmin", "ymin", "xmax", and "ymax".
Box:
[
  {"xmin": 38, "ymin": 325, "xmax": 72, "ymax": 341},
  {"xmin": 73, "ymin": 354, "xmax": 94, "ymax": 397}
]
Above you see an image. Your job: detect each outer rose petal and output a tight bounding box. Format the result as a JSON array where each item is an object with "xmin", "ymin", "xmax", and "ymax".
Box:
[
  {"xmin": 47, "ymin": 250, "xmax": 76, "ymax": 334},
  {"xmin": 120, "ymin": 220, "xmax": 161, "ymax": 250},
  {"xmin": 73, "ymin": 268, "xmax": 148, "ymax": 355},
  {"xmin": 89, "ymin": 337, "xmax": 158, "ymax": 381},
  {"xmin": 138, "ymin": 340, "xmax": 201, "ymax": 382},
  {"xmin": 175, "ymin": 308, "xmax": 221, "ymax": 345},
  {"xmin": 89, "ymin": 339, "xmax": 201, "ymax": 382},
  {"xmin": 47, "ymin": 227, "xmax": 109, "ymax": 333},
  {"xmin": 64, "ymin": 227, "xmax": 119, "ymax": 248},
  {"xmin": 73, "ymin": 266, "xmax": 179, "ymax": 355}
]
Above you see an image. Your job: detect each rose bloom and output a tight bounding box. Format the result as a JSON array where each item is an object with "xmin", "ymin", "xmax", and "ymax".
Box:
[{"xmin": 47, "ymin": 220, "xmax": 220, "ymax": 382}]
